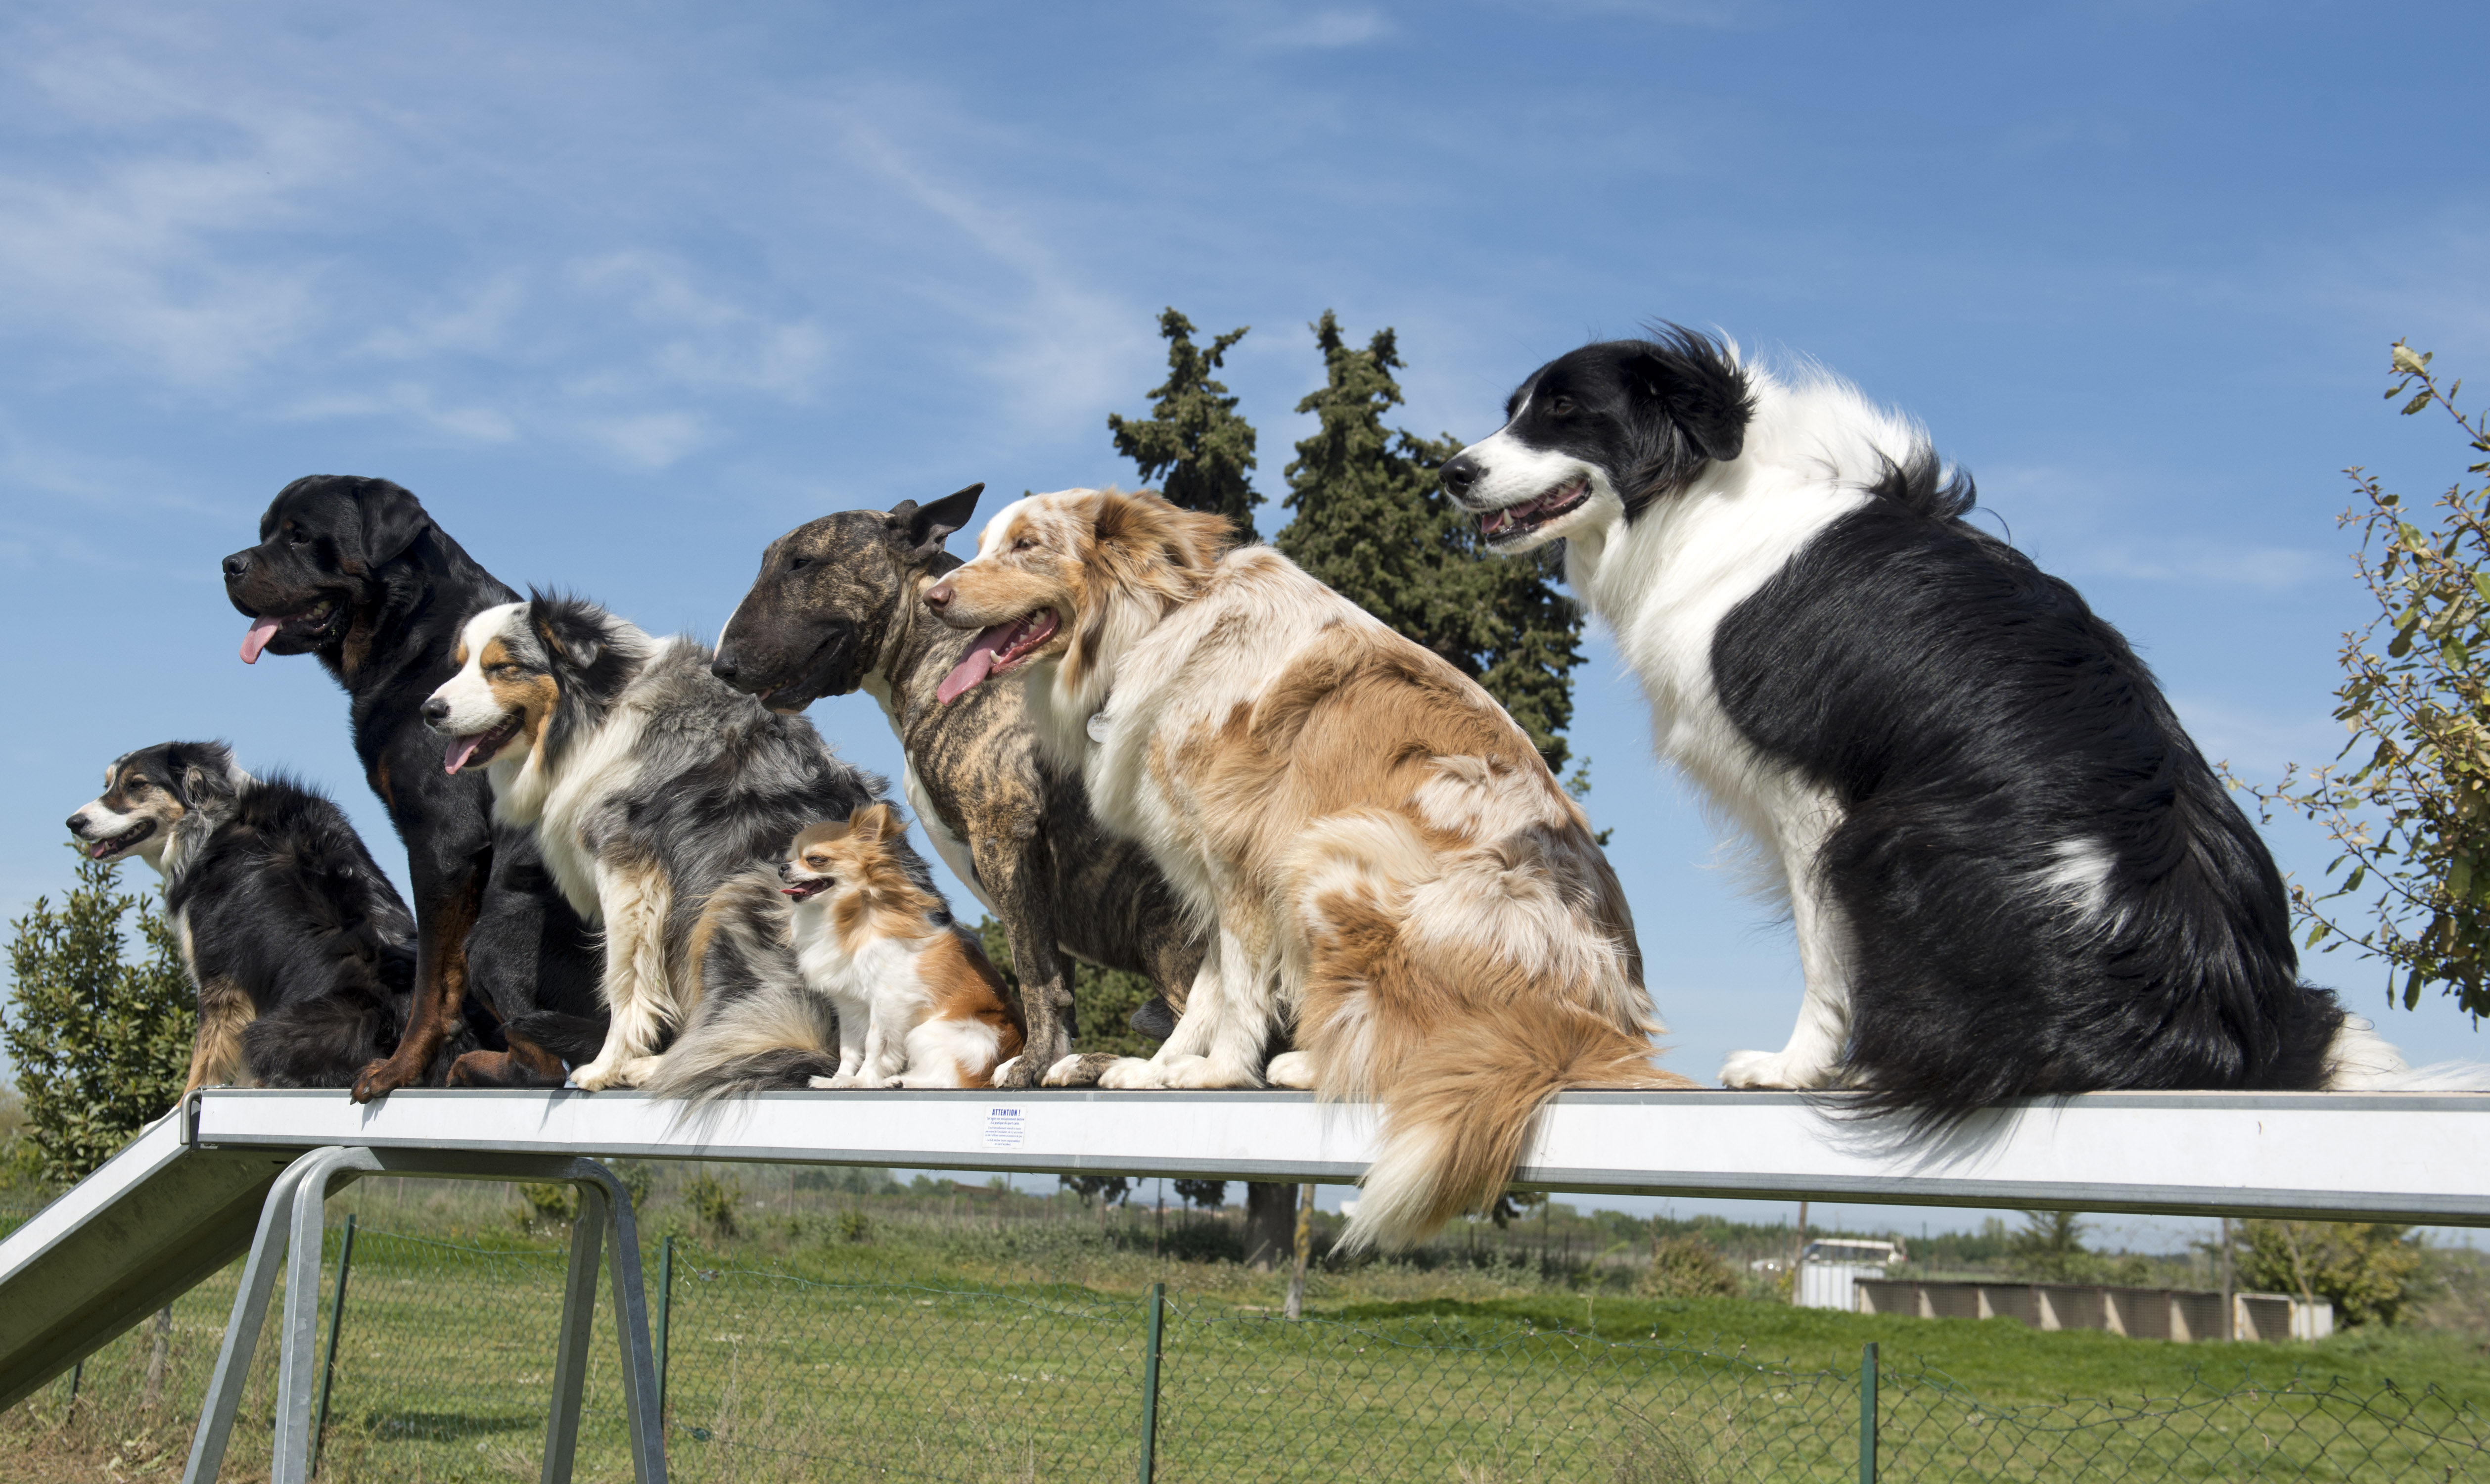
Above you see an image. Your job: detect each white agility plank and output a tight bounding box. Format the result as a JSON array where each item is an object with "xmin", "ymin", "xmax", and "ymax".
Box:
[{"xmin": 187, "ymin": 1086, "xmax": 2490, "ymax": 1227}]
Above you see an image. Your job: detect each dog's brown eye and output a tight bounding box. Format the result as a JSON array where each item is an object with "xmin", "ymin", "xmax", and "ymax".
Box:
[
  {"xmin": 1013, "ymin": 538, "xmax": 1036, "ymax": 553},
  {"xmin": 787, "ymin": 556, "xmax": 810, "ymax": 572},
  {"xmin": 126, "ymin": 781, "xmax": 146, "ymax": 794},
  {"xmin": 1549, "ymin": 397, "xmax": 1575, "ymax": 417}
]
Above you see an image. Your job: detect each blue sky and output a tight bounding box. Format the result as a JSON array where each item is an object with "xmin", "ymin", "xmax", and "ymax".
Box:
[{"xmin": 5, "ymin": 2, "xmax": 2488, "ymax": 1241}]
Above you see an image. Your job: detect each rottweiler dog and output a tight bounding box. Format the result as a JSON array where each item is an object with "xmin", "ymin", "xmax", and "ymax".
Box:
[
  {"xmin": 709, "ymin": 485, "xmax": 1202, "ymax": 1087},
  {"xmin": 221, "ymin": 475, "xmax": 604, "ymax": 1098}
]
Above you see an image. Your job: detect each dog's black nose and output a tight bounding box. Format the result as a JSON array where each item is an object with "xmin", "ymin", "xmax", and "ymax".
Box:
[
  {"xmin": 420, "ymin": 698, "xmax": 450, "ymax": 725},
  {"xmin": 222, "ymin": 551, "xmax": 253, "ymax": 581},
  {"xmin": 1440, "ymin": 452, "xmax": 1481, "ymax": 499},
  {"xmin": 65, "ymin": 813, "xmax": 87, "ymax": 835},
  {"xmin": 711, "ymin": 654, "xmax": 739, "ymax": 684}
]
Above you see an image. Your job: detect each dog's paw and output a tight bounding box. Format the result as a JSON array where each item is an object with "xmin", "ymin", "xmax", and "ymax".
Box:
[
  {"xmin": 610, "ymin": 1056, "xmax": 664, "ymax": 1089},
  {"xmin": 351, "ymin": 1057, "xmax": 412, "ymax": 1103},
  {"xmin": 1042, "ymin": 1052, "xmax": 1121, "ymax": 1088},
  {"xmin": 991, "ymin": 1056, "xmax": 1027, "ymax": 1087},
  {"xmin": 806, "ymin": 1075, "xmax": 840, "ymax": 1091},
  {"xmin": 1263, "ymin": 1051, "xmax": 1317, "ymax": 1090},
  {"xmin": 1717, "ymin": 1050, "xmax": 1835, "ymax": 1089},
  {"xmin": 569, "ymin": 1058, "xmax": 623, "ymax": 1092},
  {"xmin": 1163, "ymin": 1056, "xmax": 1254, "ymax": 1089},
  {"xmin": 1097, "ymin": 1057, "xmax": 1169, "ymax": 1090}
]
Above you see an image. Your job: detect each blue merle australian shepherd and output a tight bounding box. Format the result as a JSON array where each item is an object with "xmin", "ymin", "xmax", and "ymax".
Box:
[{"xmin": 1439, "ymin": 326, "xmax": 2481, "ymax": 1124}]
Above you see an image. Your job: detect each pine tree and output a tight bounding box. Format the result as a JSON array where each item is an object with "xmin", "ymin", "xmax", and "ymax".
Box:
[
  {"xmin": 1274, "ymin": 310, "xmax": 1586, "ymax": 773},
  {"xmin": 2, "ymin": 853, "xmax": 194, "ymax": 1188},
  {"xmin": 1107, "ymin": 309, "xmax": 1260, "ymax": 528}
]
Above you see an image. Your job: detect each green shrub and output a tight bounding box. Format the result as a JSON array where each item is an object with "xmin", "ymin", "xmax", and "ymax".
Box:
[
  {"xmin": 2239, "ymin": 1220, "xmax": 2426, "ymax": 1327},
  {"xmin": 2, "ymin": 853, "xmax": 193, "ymax": 1188},
  {"xmin": 685, "ymin": 1169, "xmax": 743, "ymax": 1238},
  {"xmin": 1638, "ymin": 1236, "xmax": 1741, "ymax": 1299}
]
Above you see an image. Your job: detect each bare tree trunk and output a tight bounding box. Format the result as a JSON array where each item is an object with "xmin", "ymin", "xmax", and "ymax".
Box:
[
  {"xmin": 140, "ymin": 1305, "xmax": 172, "ymax": 1410},
  {"xmin": 1244, "ymin": 1182, "xmax": 1294, "ymax": 1271}
]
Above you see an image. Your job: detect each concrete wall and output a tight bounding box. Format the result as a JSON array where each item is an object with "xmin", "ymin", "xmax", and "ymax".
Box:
[{"xmin": 1854, "ymin": 1279, "xmax": 2330, "ymax": 1343}]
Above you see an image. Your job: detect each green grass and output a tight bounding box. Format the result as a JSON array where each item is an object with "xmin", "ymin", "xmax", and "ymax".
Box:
[{"xmin": 8, "ymin": 1180, "xmax": 2490, "ymax": 1482}]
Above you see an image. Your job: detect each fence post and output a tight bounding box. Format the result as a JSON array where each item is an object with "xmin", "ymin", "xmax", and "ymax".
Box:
[
  {"xmin": 310, "ymin": 1212, "xmax": 358, "ymax": 1466},
  {"xmin": 1138, "ymin": 1281, "xmax": 1165, "ymax": 1484},
  {"xmin": 1858, "ymin": 1340, "xmax": 1878, "ymax": 1484},
  {"xmin": 1284, "ymin": 1184, "xmax": 1314, "ymax": 1320},
  {"xmin": 656, "ymin": 1234, "xmax": 676, "ymax": 1423}
]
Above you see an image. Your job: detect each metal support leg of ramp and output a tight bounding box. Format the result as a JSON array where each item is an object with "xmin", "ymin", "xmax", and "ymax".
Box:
[{"xmin": 179, "ymin": 1145, "xmax": 666, "ymax": 1484}]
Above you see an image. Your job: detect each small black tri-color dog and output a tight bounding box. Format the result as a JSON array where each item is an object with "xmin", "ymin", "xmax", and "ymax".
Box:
[{"xmin": 67, "ymin": 741, "xmax": 467, "ymax": 1093}]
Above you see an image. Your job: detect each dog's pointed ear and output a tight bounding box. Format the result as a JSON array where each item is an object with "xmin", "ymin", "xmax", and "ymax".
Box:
[
  {"xmin": 890, "ymin": 484, "xmax": 984, "ymax": 561},
  {"xmin": 1625, "ymin": 330, "xmax": 1752, "ymax": 465},
  {"xmin": 354, "ymin": 479, "xmax": 433, "ymax": 569},
  {"xmin": 852, "ymin": 801, "xmax": 903, "ymax": 843}
]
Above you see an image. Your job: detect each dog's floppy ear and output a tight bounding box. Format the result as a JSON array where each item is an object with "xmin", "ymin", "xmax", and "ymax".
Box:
[
  {"xmin": 1624, "ymin": 327, "xmax": 1752, "ymax": 465},
  {"xmin": 889, "ymin": 483, "xmax": 984, "ymax": 561},
  {"xmin": 166, "ymin": 741, "xmax": 241, "ymax": 808},
  {"xmin": 529, "ymin": 594, "xmax": 603, "ymax": 670},
  {"xmin": 353, "ymin": 479, "xmax": 433, "ymax": 570}
]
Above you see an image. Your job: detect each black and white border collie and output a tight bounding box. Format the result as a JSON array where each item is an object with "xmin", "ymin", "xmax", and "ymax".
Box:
[{"xmin": 1440, "ymin": 327, "xmax": 2466, "ymax": 1122}]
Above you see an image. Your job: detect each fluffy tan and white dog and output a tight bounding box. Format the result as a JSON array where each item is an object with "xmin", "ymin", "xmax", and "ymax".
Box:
[{"xmin": 925, "ymin": 488, "xmax": 1686, "ymax": 1251}]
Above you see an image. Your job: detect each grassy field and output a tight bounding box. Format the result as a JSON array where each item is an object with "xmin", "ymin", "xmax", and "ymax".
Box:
[{"xmin": 6, "ymin": 1174, "xmax": 2489, "ymax": 1482}]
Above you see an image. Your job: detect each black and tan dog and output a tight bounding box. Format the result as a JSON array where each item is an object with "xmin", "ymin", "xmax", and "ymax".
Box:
[
  {"xmin": 710, "ymin": 485, "xmax": 1203, "ymax": 1087},
  {"xmin": 67, "ymin": 741, "xmax": 473, "ymax": 1092},
  {"xmin": 221, "ymin": 475, "xmax": 604, "ymax": 1097}
]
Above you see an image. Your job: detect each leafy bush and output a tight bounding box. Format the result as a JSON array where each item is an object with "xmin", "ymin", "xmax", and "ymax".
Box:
[
  {"xmin": 2238, "ymin": 1220, "xmax": 2425, "ymax": 1328},
  {"xmin": 2, "ymin": 854, "xmax": 193, "ymax": 1187},
  {"xmin": 2234, "ymin": 343, "xmax": 2490, "ymax": 1014},
  {"xmin": 513, "ymin": 1182, "xmax": 577, "ymax": 1233},
  {"xmin": 1637, "ymin": 1236, "xmax": 1741, "ymax": 1299},
  {"xmin": 685, "ymin": 1169, "xmax": 744, "ymax": 1238},
  {"xmin": 834, "ymin": 1208, "xmax": 873, "ymax": 1244}
]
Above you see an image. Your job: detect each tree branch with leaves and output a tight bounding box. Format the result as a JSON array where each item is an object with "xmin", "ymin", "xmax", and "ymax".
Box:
[{"xmin": 2232, "ymin": 343, "xmax": 2490, "ymax": 1018}]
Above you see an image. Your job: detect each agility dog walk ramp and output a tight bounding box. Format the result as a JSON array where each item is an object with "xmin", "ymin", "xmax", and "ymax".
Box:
[
  {"xmin": 0, "ymin": 1111, "xmax": 293, "ymax": 1414},
  {"xmin": 165, "ymin": 1083, "xmax": 2490, "ymax": 1224},
  {"xmin": 6, "ymin": 1085, "xmax": 2490, "ymax": 1477}
]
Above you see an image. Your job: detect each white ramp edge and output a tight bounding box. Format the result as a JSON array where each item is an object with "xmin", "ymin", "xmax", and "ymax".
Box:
[{"xmin": 185, "ymin": 1084, "xmax": 2490, "ymax": 1226}]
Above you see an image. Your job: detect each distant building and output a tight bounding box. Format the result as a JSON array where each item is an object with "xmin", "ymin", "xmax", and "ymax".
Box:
[{"xmin": 1792, "ymin": 1237, "xmax": 1905, "ymax": 1311}]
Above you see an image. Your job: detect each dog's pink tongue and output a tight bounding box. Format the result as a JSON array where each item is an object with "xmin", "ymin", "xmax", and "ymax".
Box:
[
  {"xmin": 936, "ymin": 625, "xmax": 1014, "ymax": 704},
  {"xmin": 239, "ymin": 614, "xmax": 284, "ymax": 664},
  {"xmin": 443, "ymin": 733, "xmax": 485, "ymax": 776}
]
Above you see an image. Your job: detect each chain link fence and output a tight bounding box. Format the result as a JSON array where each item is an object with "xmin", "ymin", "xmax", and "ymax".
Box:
[{"xmin": 9, "ymin": 1221, "xmax": 2489, "ymax": 1481}]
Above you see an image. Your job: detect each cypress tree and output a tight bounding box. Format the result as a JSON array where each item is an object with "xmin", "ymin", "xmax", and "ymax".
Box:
[
  {"xmin": 2, "ymin": 853, "xmax": 194, "ymax": 1188},
  {"xmin": 1274, "ymin": 310, "xmax": 1586, "ymax": 774},
  {"xmin": 1107, "ymin": 308, "xmax": 1260, "ymax": 528}
]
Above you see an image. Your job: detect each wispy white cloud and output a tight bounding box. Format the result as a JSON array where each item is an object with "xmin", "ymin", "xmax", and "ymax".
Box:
[
  {"xmin": 1255, "ymin": 9, "xmax": 1395, "ymax": 48},
  {"xmin": 2060, "ymin": 540, "xmax": 2330, "ymax": 593},
  {"xmin": 1977, "ymin": 462, "xmax": 2332, "ymax": 591}
]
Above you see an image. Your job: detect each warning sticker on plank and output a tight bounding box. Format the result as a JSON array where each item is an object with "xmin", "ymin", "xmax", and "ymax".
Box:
[{"xmin": 982, "ymin": 1107, "xmax": 1025, "ymax": 1150}]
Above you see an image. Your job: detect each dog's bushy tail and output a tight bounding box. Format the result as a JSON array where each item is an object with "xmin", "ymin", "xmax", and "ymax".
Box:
[
  {"xmin": 1341, "ymin": 998, "xmax": 1678, "ymax": 1253},
  {"xmin": 641, "ymin": 982, "xmax": 840, "ymax": 1102},
  {"xmin": 644, "ymin": 866, "xmax": 838, "ymax": 1103},
  {"xmin": 1292, "ymin": 816, "xmax": 1687, "ymax": 1255}
]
